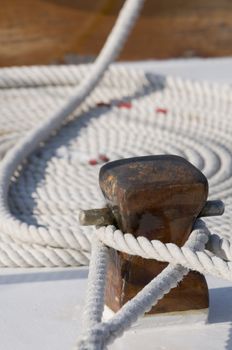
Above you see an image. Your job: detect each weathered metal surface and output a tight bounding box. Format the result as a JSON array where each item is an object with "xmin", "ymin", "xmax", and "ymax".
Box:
[
  {"xmin": 79, "ymin": 208, "xmax": 114, "ymax": 226},
  {"xmin": 199, "ymin": 200, "xmax": 224, "ymax": 217},
  {"xmin": 100, "ymin": 155, "xmax": 208, "ymax": 245},
  {"xmin": 79, "ymin": 199, "xmax": 224, "ymax": 226},
  {"xmin": 99, "ymin": 155, "xmax": 209, "ymax": 314}
]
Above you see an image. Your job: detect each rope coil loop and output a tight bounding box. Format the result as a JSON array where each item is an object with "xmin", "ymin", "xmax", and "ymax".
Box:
[
  {"xmin": 0, "ymin": 0, "xmax": 232, "ymax": 348},
  {"xmin": 78, "ymin": 219, "xmax": 212, "ymax": 349},
  {"xmin": 96, "ymin": 220, "xmax": 232, "ymax": 281}
]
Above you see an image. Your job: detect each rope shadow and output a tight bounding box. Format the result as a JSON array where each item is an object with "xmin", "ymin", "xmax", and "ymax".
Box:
[
  {"xmin": 208, "ymin": 286, "xmax": 232, "ymax": 349},
  {"xmin": 8, "ymin": 72, "xmax": 166, "ymax": 228},
  {"xmin": 208, "ymin": 287, "xmax": 232, "ymax": 325},
  {"xmin": 0, "ymin": 267, "xmax": 88, "ymax": 285}
]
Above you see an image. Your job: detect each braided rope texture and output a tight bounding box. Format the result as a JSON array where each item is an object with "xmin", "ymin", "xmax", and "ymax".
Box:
[
  {"xmin": 96, "ymin": 223, "xmax": 232, "ymax": 281},
  {"xmin": 0, "ymin": 0, "xmax": 146, "ymax": 268},
  {"xmin": 78, "ymin": 220, "xmax": 210, "ymax": 349},
  {"xmin": 0, "ymin": 64, "xmax": 232, "ymax": 267},
  {"xmin": 1, "ymin": 1, "xmax": 231, "ymax": 349}
]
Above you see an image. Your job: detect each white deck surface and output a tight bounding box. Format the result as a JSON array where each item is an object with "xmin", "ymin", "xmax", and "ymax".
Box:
[{"xmin": 1, "ymin": 58, "xmax": 232, "ymax": 350}]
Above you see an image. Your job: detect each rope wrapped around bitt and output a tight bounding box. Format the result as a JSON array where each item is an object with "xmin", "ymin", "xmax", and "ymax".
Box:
[
  {"xmin": 78, "ymin": 219, "xmax": 211, "ymax": 349},
  {"xmin": 96, "ymin": 220, "xmax": 232, "ymax": 281}
]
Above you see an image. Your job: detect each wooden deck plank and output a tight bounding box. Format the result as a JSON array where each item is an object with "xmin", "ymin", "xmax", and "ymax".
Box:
[{"xmin": 0, "ymin": 0, "xmax": 232, "ymax": 66}]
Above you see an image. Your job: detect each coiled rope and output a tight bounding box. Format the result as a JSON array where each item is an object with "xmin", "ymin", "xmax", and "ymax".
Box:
[
  {"xmin": 0, "ymin": 0, "xmax": 145, "ymax": 267},
  {"xmin": 0, "ymin": 0, "xmax": 232, "ymax": 348},
  {"xmin": 1, "ymin": 62, "xmax": 232, "ymax": 267}
]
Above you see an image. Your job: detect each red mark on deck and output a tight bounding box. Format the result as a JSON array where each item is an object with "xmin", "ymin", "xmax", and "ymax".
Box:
[
  {"xmin": 89, "ymin": 155, "xmax": 110, "ymax": 166},
  {"xmin": 96, "ymin": 102, "xmax": 111, "ymax": 107},
  {"xmin": 156, "ymin": 108, "xmax": 168, "ymax": 114},
  {"xmin": 117, "ymin": 101, "xmax": 132, "ymax": 109},
  {"xmin": 89, "ymin": 159, "xmax": 98, "ymax": 166},
  {"xmin": 99, "ymin": 154, "xmax": 110, "ymax": 163}
]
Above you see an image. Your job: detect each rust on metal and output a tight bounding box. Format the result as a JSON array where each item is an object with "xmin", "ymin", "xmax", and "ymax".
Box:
[
  {"xmin": 79, "ymin": 208, "xmax": 115, "ymax": 226},
  {"xmin": 79, "ymin": 199, "xmax": 224, "ymax": 226},
  {"xmin": 99, "ymin": 155, "xmax": 209, "ymax": 314}
]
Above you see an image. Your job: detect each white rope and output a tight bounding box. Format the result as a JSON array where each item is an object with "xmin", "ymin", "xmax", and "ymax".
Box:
[
  {"xmin": 81, "ymin": 236, "xmax": 109, "ymax": 330},
  {"xmin": 96, "ymin": 224, "xmax": 232, "ymax": 281},
  {"xmin": 0, "ymin": 0, "xmax": 232, "ymax": 348},
  {"xmin": 0, "ymin": 67, "xmax": 232, "ymax": 267},
  {"xmin": 0, "ymin": 0, "xmax": 145, "ymax": 266},
  {"xmin": 77, "ymin": 220, "xmax": 209, "ymax": 349},
  {"xmin": 78, "ymin": 236, "xmax": 109, "ymax": 350},
  {"xmin": 206, "ymin": 233, "xmax": 232, "ymax": 261}
]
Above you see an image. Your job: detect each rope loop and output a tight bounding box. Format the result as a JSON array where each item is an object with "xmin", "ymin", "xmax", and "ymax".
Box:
[
  {"xmin": 78, "ymin": 219, "xmax": 213, "ymax": 349},
  {"xmin": 96, "ymin": 220, "xmax": 232, "ymax": 281},
  {"xmin": 0, "ymin": 0, "xmax": 232, "ymax": 348}
]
